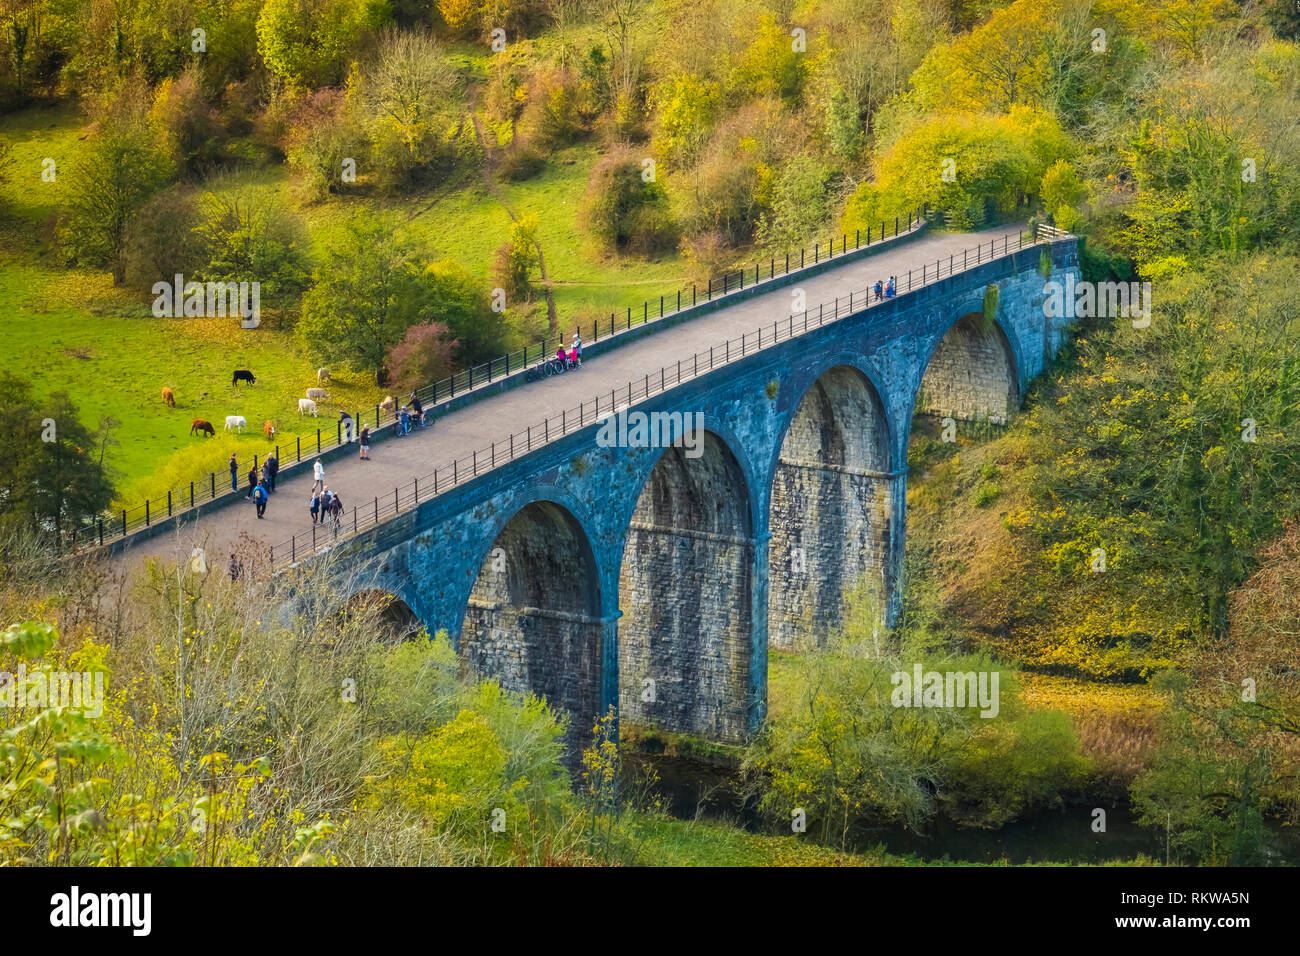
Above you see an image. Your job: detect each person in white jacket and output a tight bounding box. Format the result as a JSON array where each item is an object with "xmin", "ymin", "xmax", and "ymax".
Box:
[{"xmin": 313, "ymin": 458, "xmax": 325, "ymax": 496}]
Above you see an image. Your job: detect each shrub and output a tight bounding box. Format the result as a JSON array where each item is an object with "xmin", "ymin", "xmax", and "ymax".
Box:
[
  {"xmin": 122, "ymin": 185, "xmax": 205, "ymax": 292},
  {"xmin": 580, "ymin": 146, "xmax": 676, "ymax": 256},
  {"xmin": 387, "ymin": 322, "xmax": 458, "ymax": 392}
]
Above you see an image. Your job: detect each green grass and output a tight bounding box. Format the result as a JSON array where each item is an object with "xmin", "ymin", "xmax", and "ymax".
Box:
[
  {"xmin": 0, "ymin": 102, "xmax": 696, "ymax": 501},
  {"xmin": 627, "ymin": 812, "xmax": 889, "ymax": 866}
]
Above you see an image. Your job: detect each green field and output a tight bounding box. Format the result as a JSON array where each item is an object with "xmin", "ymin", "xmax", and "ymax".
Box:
[{"xmin": 0, "ymin": 103, "xmax": 693, "ymax": 505}]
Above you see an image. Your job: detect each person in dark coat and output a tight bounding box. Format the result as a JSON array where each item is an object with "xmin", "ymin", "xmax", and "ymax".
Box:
[
  {"xmin": 266, "ymin": 451, "xmax": 278, "ymax": 492},
  {"xmin": 229, "ymin": 454, "xmax": 239, "ymax": 493},
  {"xmin": 253, "ymin": 480, "xmax": 268, "ymax": 519},
  {"xmin": 246, "ymin": 466, "xmax": 258, "ymax": 499}
]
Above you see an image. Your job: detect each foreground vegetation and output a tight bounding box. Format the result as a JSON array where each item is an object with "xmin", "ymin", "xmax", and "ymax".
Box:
[{"xmin": 3, "ymin": 0, "xmax": 1300, "ymax": 865}]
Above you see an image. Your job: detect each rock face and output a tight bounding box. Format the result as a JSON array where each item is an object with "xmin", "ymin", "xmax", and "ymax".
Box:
[{"xmin": 330, "ymin": 239, "xmax": 1081, "ymax": 753}]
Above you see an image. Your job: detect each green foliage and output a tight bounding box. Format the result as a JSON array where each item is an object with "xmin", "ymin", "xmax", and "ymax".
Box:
[
  {"xmin": 59, "ymin": 118, "xmax": 174, "ymax": 285},
  {"xmin": 652, "ymin": 73, "xmax": 720, "ymax": 170},
  {"xmin": 257, "ymin": 0, "xmax": 381, "ymax": 90},
  {"xmin": 580, "ymin": 146, "xmax": 676, "ymax": 256},
  {"xmin": 840, "ymin": 107, "xmax": 1070, "ymax": 233},
  {"xmin": 999, "ymin": 255, "xmax": 1300, "ymax": 676},
  {"xmin": 193, "ymin": 186, "xmax": 312, "ymax": 309},
  {"xmin": 755, "ymin": 154, "xmax": 838, "ymax": 252},
  {"xmin": 297, "ymin": 214, "xmax": 431, "ymax": 384},
  {"xmin": 0, "ymin": 374, "xmax": 115, "ymax": 541},
  {"xmin": 1130, "ymin": 671, "xmax": 1273, "ymax": 865},
  {"xmin": 746, "ymin": 584, "xmax": 1090, "ymax": 848}
]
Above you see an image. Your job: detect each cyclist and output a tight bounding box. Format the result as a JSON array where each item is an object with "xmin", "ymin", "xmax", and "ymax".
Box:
[{"xmin": 568, "ymin": 344, "xmax": 580, "ymax": 369}]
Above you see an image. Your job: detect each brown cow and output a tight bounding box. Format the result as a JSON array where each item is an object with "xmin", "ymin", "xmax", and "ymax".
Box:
[
  {"xmin": 190, "ymin": 419, "xmax": 216, "ymax": 437},
  {"xmin": 263, "ymin": 420, "xmax": 275, "ymax": 439},
  {"xmin": 161, "ymin": 387, "xmax": 176, "ymax": 407}
]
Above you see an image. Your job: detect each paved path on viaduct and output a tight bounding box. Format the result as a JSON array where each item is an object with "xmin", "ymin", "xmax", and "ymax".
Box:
[
  {"xmin": 113, "ymin": 221, "xmax": 1026, "ymax": 573},
  {"xmin": 108, "ymin": 219, "xmax": 1082, "ymax": 757}
]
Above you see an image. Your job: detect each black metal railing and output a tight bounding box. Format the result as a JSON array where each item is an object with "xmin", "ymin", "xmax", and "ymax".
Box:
[
  {"xmin": 73, "ymin": 205, "xmax": 931, "ymax": 551},
  {"xmin": 263, "ymin": 225, "xmax": 1065, "ymax": 570}
]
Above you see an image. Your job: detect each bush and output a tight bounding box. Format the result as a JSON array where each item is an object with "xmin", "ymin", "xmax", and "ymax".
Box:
[
  {"xmin": 580, "ymin": 146, "xmax": 676, "ymax": 256},
  {"xmin": 285, "ymin": 88, "xmax": 368, "ymax": 202},
  {"xmin": 122, "ymin": 185, "xmax": 205, "ymax": 292},
  {"xmin": 387, "ymin": 322, "xmax": 458, "ymax": 393}
]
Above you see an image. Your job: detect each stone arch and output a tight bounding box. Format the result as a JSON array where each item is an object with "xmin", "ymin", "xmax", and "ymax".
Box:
[
  {"xmin": 461, "ymin": 500, "xmax": 603, "ymax": 754},
  {"xmin": 618, "ymin": 431, "xmax": 754, "ymax": 743},
  {"xmin": 344, "ymin": 588, "xmax": 423, "ymax": 641},
  {"xmin": 915, "ymin": 311, "xmax": 1020, "ymax": 424},
  {"xmin": 768, "ymin": 364, "xmax": 894, "ymax": 649}
]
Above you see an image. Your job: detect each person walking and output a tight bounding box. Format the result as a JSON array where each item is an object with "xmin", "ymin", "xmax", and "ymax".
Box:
[
  {"xmin": 253, "ymin": 480, "xmax": 268, "ymax": 519},
  {"xmin": 321, "ymin": 487, "xmax": 333, "ymax": 516},
  {"xmin": 229, "ymin": 454, "xmax": 239, "ymax": 493},
  {"xmin": 261, "ymin": 458, "xmax": 272, "ymax": 492},
  {"xmin": 309, "ymin": 491, "xmax": 321, "ymax": 524},
  {"xmin": 312, "ymin": 458, "xmax": 324, "ymax": 496},
  {"xmin": 267, "ymin": 450, "xmax": 278, "ymax": 492},
  {"xmin": 359, "ymin": 425, "xmax": 371, "ymax": 460},
  {"xmin": 246, "ymin": 465, "xmax": 258, "ymax": 500}
]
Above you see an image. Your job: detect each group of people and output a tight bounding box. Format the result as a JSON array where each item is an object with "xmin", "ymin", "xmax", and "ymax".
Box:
[
  {"xmin": 309, "ymin": 458, "xmax": 343, "ymax": 524},
  {"xmin": 555, "ymin": 333, "xmax": 583, "ymax": 370},
  {"xmin": 873, "ymin": 277, "xmax": 898, "ymax": 301},
  {"xmin": 229, "ymin": 450, "xmax": 279, "ymax": 519},
  {"xmin": 395, "ymin": 391, "xmax": 429, "ymax": 437}
]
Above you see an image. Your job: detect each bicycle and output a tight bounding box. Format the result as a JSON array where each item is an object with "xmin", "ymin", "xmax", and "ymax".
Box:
[{"xmin": 527, "ymin": 357, "xmax": 567, "ymax": 381}]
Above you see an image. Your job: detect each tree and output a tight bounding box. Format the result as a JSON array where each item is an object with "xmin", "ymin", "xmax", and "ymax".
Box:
[
  {"xmin": 579, "ymin": 145, "xmax": 675, "ymax": 254},
  {"xmin": 363, "ymin": 28, "xmax": 459, "ymax": 187},
  {"xmin": 193, "ymin": 187, "xmax": 312, "ymax": 309},
  {"xmin": 256, "ymin": 0, "xmax": 373, "ymax": 89},
  {"xmin": 0, "ymin": 374, "xmax": 115, "ymax": 543},
  {"xmin": 59, "ymin": 120, "xmax": 173, "ymax": 286},
  {"xmin": 387, "ymin": 322, "xmax": 459, "ymax": 393},
  {"xmin": 298, "ymin": 216, "xmax": 428, "ymax": 385},
  {"xmin": 492, "ymin": 213, "xmax": 540, "ymax": 304}
]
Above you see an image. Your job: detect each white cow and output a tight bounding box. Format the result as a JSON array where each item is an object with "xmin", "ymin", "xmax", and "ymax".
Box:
[
  {"xmin": 306, "ymin": 387, "xmax": 329, "ymax": 401},
  {"xmin": 298, "ymin": 398, "xmax": 318, "ymax": 416},
  {"xmin": 317, "ymin": 367, "xmax": 331, "ymax": 383},
  {"xmin": 224, "ymin": 415, "xmax": 247, "ymax": 432}
]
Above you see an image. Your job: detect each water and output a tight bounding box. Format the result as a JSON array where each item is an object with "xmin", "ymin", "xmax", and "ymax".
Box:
[{"xmin": 632, "ymin": 752, "xmax": 1300, "ymax": 865}]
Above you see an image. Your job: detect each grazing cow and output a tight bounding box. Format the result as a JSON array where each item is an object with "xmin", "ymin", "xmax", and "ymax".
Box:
[
  {"xmin": 263, "ymin": 420, "xmax": 275, "ymax": 439},
  {"xmin": 224, "ymin": 415, "xmax": 247, "ymax": 432},
  {"xmin": 298, "ymin": 398, "xmax": 318, "ymax": 416},
  {"xmin": 232, "ymin": 369, "xmax": 256, "ymax": 387},
  {"xmin": 317, "ymin": 367, "xmax": 330, "ymax": 383},
  {"xmin": 379, "ymin": 395, "xmax": 396, "ymax": 413},
  {"xmin": 306, "ymin": 387, "xmax": 329, "ymax": 402},
  {"xmin": 161, "ymin": 387, "xmax": 175, "ymax": 407},
  {"xmin": 190, "ymin": 419, "xmax": 215, "ymax": 437}
]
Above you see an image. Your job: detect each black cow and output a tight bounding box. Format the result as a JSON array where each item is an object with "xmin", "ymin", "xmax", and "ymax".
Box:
[{"xmin": 232, "ymin": 369, "xmax": 256, "ymax": 387}]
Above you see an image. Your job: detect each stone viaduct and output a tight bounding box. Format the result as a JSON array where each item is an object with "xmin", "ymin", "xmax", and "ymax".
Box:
[{"xmin": 300, "ymin": 235, "xmax": 1079, "ymax": 752}]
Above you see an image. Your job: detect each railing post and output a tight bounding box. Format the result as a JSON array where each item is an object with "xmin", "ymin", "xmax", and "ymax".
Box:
[
  {"xmin": 190, "ymin": 481, "xmax": 194, "ymax": 508},
  {"xmin": 211, "ymin": 474, "xmax": 216, "ymax": 498},
  {"xmin": 167, "ymin": 491, "xmax": 172, "ymax": 517},
  {"xmin": 855, "ymin": 229, "xmax": 859, "ymax": 248},
  {"xmin": 122, "ymin": 511, "xmax": 127, "ymax": 535},
  {"xmin": 145, "ymin": 501, "xmax": 149, "ymax": 526},
  {"xmin": 316, "ymin": 429, "xmax": 321, "ymax": 453},
  {"xmin": 98, "ymin": 519, "xmax": 103, "ymax": 546}
]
